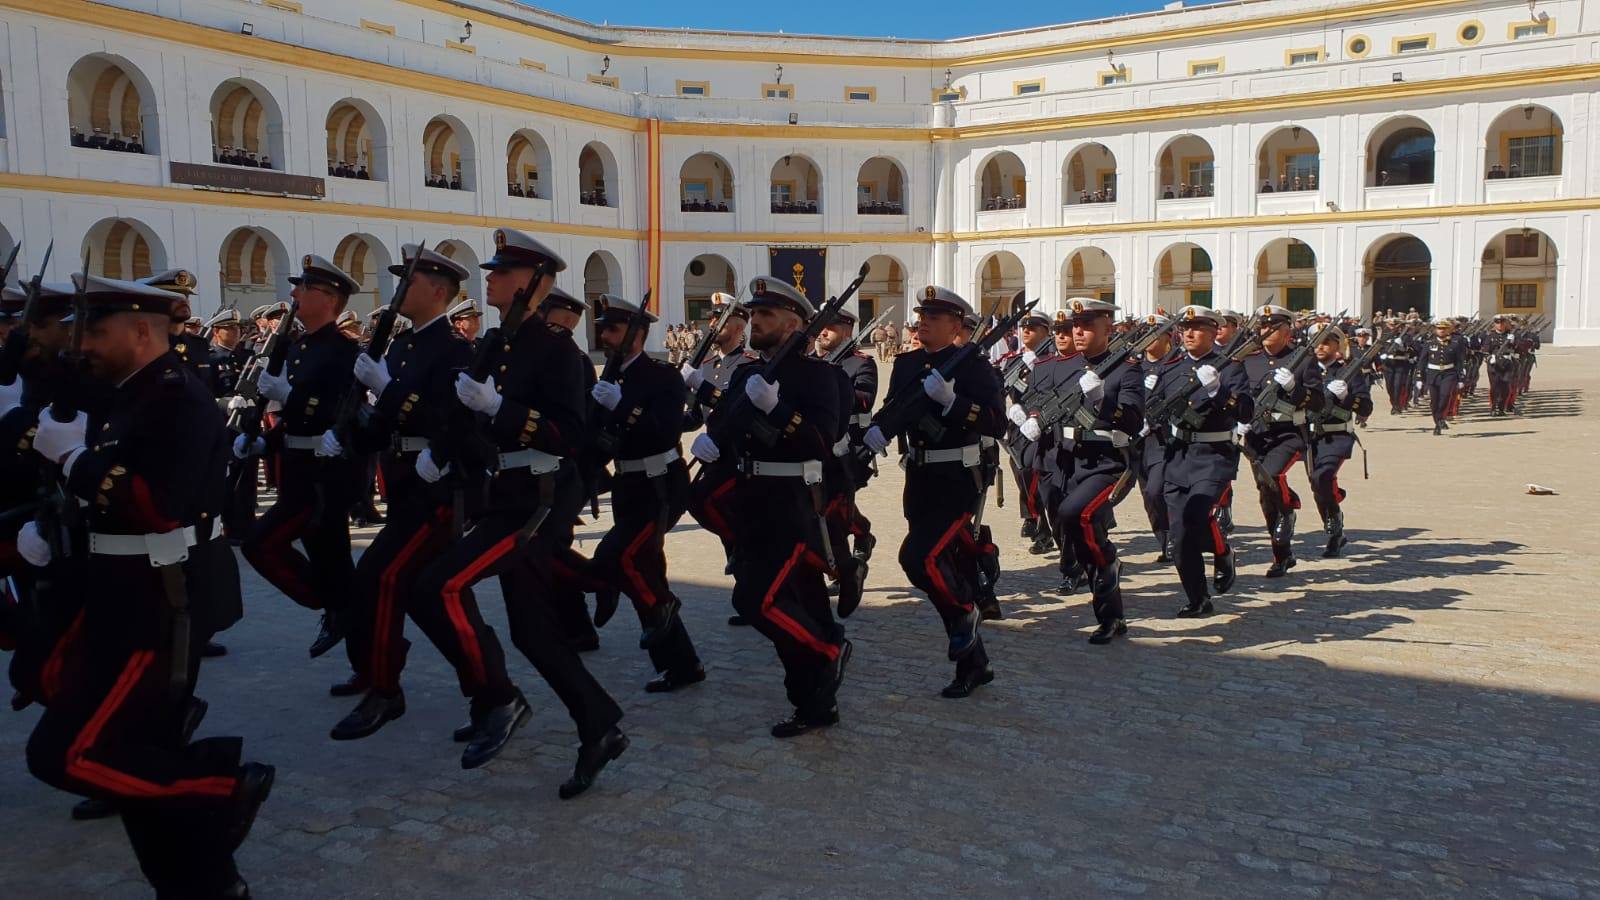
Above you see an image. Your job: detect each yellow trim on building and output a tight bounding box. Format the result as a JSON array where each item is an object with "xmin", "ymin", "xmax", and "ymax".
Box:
[
  {"xmin": 1285, "ymin": 47, "xmax": 1325, "ymax": 66},
  {"xmin": 1098, "ymin": 68, "xmax": 1131, "ymax": 86},
  {"xmin": 445, "ymin": 39, "xmax": 476, "ymax": 55},
  {"xmin": 588, "ymin": 74, "xmax": 620, "ymax": 89},
  {"xmin": 360, "ymin": 20, "xmax": 396, "ymax": 36},
  {"xmin": 519, "ymin": 58, "xmax": 546, "ymax": 71},
  {"xmin": 263, "ymin": 0, "xmax": 302, "ymax": 12},
  {"xmin": 1013, "ymin": 79, "xmax": 1045, "ymax": 96},
  {"xmin": 1498, "ymin": 281, "xmax": 1543, "ymax": 313},
  {"xmin": 1508, "ymin": 18, "xmax": 1554, "ymax": 40},
  {"xmin": 1456, "ymin": 20, "xmax": 1484, "ymax": 46},
  {"xmin": 1187, "ymin": 58, "xmax": 1224, "ymax": 77}
]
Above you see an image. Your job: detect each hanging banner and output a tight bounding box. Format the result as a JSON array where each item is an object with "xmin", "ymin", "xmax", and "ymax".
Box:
[{"xmin": 768, "ymin": 246, "xmax": 827, "ymax": 302}]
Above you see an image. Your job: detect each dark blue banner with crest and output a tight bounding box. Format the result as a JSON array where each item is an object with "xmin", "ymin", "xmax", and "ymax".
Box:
[{"xmin": 768, "ymin": 246, "xmax": 827, "ymax": 303}]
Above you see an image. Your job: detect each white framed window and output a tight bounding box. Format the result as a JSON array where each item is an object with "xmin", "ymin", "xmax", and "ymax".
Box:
[
  {"xmin": 1510, "ymin": 19, "xmax": 1552, "ymax": 40},
  {"xmin": 1285, "ymin": 48, "xmax": 1324, "ymax": 66},
  {"xmin": 762, "ymin": 83, "xmax": 793, "ymax": 100},
  {"xmin": 1187, "ymin": 59, "xmax": 1222, "ymax": 77}
]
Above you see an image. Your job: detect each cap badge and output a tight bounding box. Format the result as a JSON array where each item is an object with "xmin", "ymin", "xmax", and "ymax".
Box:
[
  {"xmin": 1071, "ymin": 300, "xmax": 1085, "ymax": 314},
  {"xmin": 494, "ymin": 230, "xmax": 507, "ymax": 249},
  {"xmin": 302, "ymin": 254, "xmax": 313, "ymax": 269},
  {"xmin": 753, "ymin": 278, "xmax": 767, "ymax": 296},
  {"xmin": 175, "ymin": 271, "xmax": 194, "ymax": 288},
  {"xmin": 924, "ymin": 286, "xmax": 937, "ymax": 301}
]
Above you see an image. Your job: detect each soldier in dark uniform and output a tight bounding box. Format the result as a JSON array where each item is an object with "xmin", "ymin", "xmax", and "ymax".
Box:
[
  {"xmin": 1022, "ymin": 312, "xmax": 1085, "ymax": 593},
  {"xmin": 18, "ymin": 274, "xmax": 271, "ymax": 898},
  {"xmin": 582, "ymin": 294, "xmax": 705, "ymax": 693},
  {"xmin": 690, "ymin": 277, "xmax": 847, "ymax": 737},
  {"xmin": 1419, "ymin": 319, "xmax": 1465, "ymax": 435},
  {"xmin": 811, "ymin": 308, "xmax": 878, "ymax": 617},
  {"xmin": 1135, "ymin": 313, "xmax": 1176, "ymax": 560},
  {"xmin": 424, "ymin": 229, "xmax": 627, "ymax": 791},
  {"xmin": 1379, "ymin": 318, "xmax": 1420, "ymax": 414},
  {"xmin": 1308, "ymin": 328, "xmax": 1372, "ymax": 558},
  {"xmin": 448, "ymin": 298, "xmax": 483, "ymax": 346},
  {"xmin": 863, "ymin": 286, "xmax": 1004, "ymax": 698},
  {"xmin": 999, "ymin": 311, "xmax": 1057, "ymax": 552},
  {"xmin": 1209, "ymin": 310, "xmax": 1245, "ymax": 535},
  {"xmin": 317, "ymin": 244, "xmax": 480, "ymax": 744},
  {"xmin": 205, "ymin": 308, "xmax": 249, "ymax": 398},
  {"xmin": 1149, "ymin": 306, "xmax": 1253, "ymax": 617},
  {"xmin": 1042, "ymin": 298, "xmax": 1145, "ymax": 643},
  {"xmin": 235, "ymin": 256, "xmax": 364, "ymax": 669},
  {"xmin": 1239, "ymin": 304, "xmax": 1325, "ymax": 578},
  {"xmin": 1483, "ymin": 315, "xmax": 1523, "ymax": 417},
  {"xmin": 140, "ymin": 270, "xmax": 215, "ymax": 387}
]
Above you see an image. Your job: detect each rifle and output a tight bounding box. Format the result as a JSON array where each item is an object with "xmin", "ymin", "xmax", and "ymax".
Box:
[
  {"xmin": 686, "ymin": 297, "xmax": 739, "ymax": 370},
  {"xmin": 0, "ymin": 241, "xmax": 51, "ymax": 386},
  {"xmin": 590, "ymin": 290, "xmax": 654, "ymax": 460},
  {"xmin": 227, "ymin": 300, "xmax": 298, "ymax": 436},
  {"xmin": 0, "ymin": 241, "xmax": 20, "ymax": 291},
  {"xmin": 1248, "ymin": 327, "xmax": 1342, "ymax": 432},
  {"xmin": 865, "ymin": 290, "xmax": 1039, "ymax": 455},
  {"xmin": 699, "ymin": 262, "xmax": 872, "ymax": 466},
  {"xmin": 35, "ymin": 251, "xmax": 91, "ymax": 563},
  {"xmin": 331, "ymin": 242, "xmax": 426, "ymax": 457},
  {"xmin": 1145, "ymin": 335, "xmax": 1263, "ymax": 433},
  {"xmin": 827, "ymin": 309, "xmax": 892, "ymax": 364},
  {"xmin": 1030, "ymin": 325, "xmax": 1167, "ymax": 436}
]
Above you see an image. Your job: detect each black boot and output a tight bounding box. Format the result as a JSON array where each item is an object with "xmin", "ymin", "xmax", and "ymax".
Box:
[
  {"xmin": 771, "ymin": 707, "xmax": 839, "ymax": 738},
  {"xmin": 461, "ymin": 693, "xmax": 532, "ymax": 769},
  {"xmin": 1212, "ymin": 550, "xmax": 1237, "ymax": 595},
  {"xmin": 559, "ymin": 727, "xmax": 629, "ymax": 799},
  {"xmin": 946, "ymin": 609, "xmax": 981, "ymax": 661},
  {"xmin": 940, "ymin": 664, "xmax": 995, "ymax": 698},
  {"xmin": 1020, "ymin": 517, "xmax": 1037, "ymax": 539},
  {"xmin": 1028, "ymin": 530, "xmax": 1055, "ymax": 555},
  {"xmin": 852, "ymin": 531, "xmax": 877, "ymax": 562},
  {"xmin": 645, "ymin": 666, "xmax": 707, "ymax": 693},
  {"xmin": 1054, "ymin": 566, "xmax": 1087, "ymax": 595},
  {"xmin": 1088, "ymin": 618, "xmax": 1128, "ymax": 646},
  {"xmin": 1176, "ymin": 598, "xmax": 1215, "ymax": 618},
  {"xmin": 1323, "ymin": 510, "xmax": 1347, "ymax": 558},
  {"xmin": 328, "ymin": 672, "xmax": 369, "ymax": 697},
  {"xmin": 1265, "ymin": 546, "xmax": 1297, "ymax": 578},
  {"xmin": 1087, "ymin": 562, "xmax": 1125, "ymax": 645}
]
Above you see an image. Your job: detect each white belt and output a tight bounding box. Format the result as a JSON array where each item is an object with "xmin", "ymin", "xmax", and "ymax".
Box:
[
  {"xmin": 614, "ymin": 448, "xmax": 680, "ymax": 477},
  {"xmin": 1267, "ymin": 410, "xmax": 1308, "ymax": 425},
  {"xmin": 88, "ymin": 527, "xmax": 202, "ymax": 566},
  {"xmin": 979, "ymin": 436, "xmax": 997, "ymax": 449},
  {"xmin": 1426, "ymin": 363, "xmax": 1456, "ymax": 371},
  {"xmin": 903, "ymin": 444, "xmax": 982, "ymax": 467},
  {"xmin": 1313, "ymin": 422, "xmax": 1352, "ymax": 434},
  {"xmin": 745, "ymin": 459, "xmax": 824, "ymax": 485},
  {"xmin": 1170, "ymin": 424, "xmax": 1232, "ymax": 443},
  {"xmin": 849, "ymin": 413, "xmax": 872, "ymax": 427},
  {"xmin": 1071, "ymin": 428, "xmax": 1131, "ymax": 448},
  {"xmin": 495, "ymin": 448, "xmax": 563, "ymax": 475},
  {"xmin": 282, "ymin": 434, "xmax": 320, "ymax": 450},
  {"xmin": 392, "ymin": 436, "xmax": 429, "ymax": 453}
]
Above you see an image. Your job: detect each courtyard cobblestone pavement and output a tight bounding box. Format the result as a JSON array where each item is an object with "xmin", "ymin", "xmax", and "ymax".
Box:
[{"xmin": 3, "ymin": 350, "xmax": 1598, "ymax": 898}]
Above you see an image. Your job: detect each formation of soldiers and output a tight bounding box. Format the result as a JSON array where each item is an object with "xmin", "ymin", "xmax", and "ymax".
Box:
[{"xmin": 0, "ymin": 227, "xmax": 1545, "ymax": 897}]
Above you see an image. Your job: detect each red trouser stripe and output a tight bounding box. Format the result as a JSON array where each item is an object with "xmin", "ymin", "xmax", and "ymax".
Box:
[
  {"xmin": 66, "ymin": 650, "xmax": 236, "ymax": 799},
  {"xmin": 1209, "ymin": 495, "xmax": 1230, "ymax": 557},
  {"xmin": 1278, "ymin": 453, "xmax": 1302, "ymax": 509},
  {"xmin": 1079, "ymin": 483, "xmax": 1119, "ymax": 568},
  {"xmin": 374, "ymin": 516, "xmax": 440, "ymax": 687},
  {"xmin": 439, "ymin": 532, "xmax": 520, "ymax": 690},
  {"xmin": 620, "ymin": 522, "xmax": 660, "ymax": 608},
  {"xmin": 42, "ymin": 610, "xmax": 86, "ymax": 703},
  {"xmin": 255, "ymin": 506, "xmax": 318, "ymax": 608},
  {"xmin": 761, "ymin": 542, "xmax": 840, "ymax": 661},
  {"xmin": 700, "ymin": 477, "xmax": 736, "ymax": 540},
  {"xmin": 924, "ymin": 513, "xmax": 974, "ymax": 613},
  {"xmin": 1024, "ymin": 471, "xmax": 1040, "ymax": 519},
  {"xmin": 1218, "ymin": 483, "xmax": 1232, "ymax": 507}
]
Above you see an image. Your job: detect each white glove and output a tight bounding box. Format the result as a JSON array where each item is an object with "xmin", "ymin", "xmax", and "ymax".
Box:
[
  {"xmin": 922, "ymin": 371, "xmax": 956, "ymax": 410},
  {"xmin": 591, "ymin": 381, "xmax": 622, "ymax": 411},
  {"xmin": 1138, "ymin": 422, "xmax": 1152, "ymax": 438},
  {"xmin": 1020, "ymin": 418, "xmax": 1042, "ymax": 442},
  {"xmin": 258, "ymin": 368, "xmax": 290, "ymax": 403},
  {"xmin": 16, "ymin": 521, "xmax": 51, "ymax": 567},
  {"xmin": 1196, "ymin": 364, "xmax": 1220, "ymax": 397},
  {"xmin": 415, "ymin": 448, "xmax": 449, "ymax": 483},
  {"xmin": 1007, "ymin": 404, "xmax": 1028, "ymax": 427},
  {"xmin": 1022, "ymin": 349, "xmax": 1037, "ymax": 368},
  {"xmin": 1078, "ymin": 370, "xmax": 1104, "ymax": 399},
  {"xmin": 353, "ymin": 354, "xmax": 392, "ymax": 394},
  {"xmin": 1326, "ymin": 379, "xmax": 1349, "ymax": 401},
  {"xmin": 1456, "ymin": 381, "xmax": 1465, "ymax": 390},
  {"xmin": 680, "ymin": 362, "xmax": 704, "ymax": 391},
  {"xmin": 226, "ymin": 395, "xmax": 250, "ymax": 411},
  {"xmin": 1273, "ymin": 367, "xmax": 1297, "ymax": 391},
  {"xmin": 0, "ymin": 377, "xmax": 24, "ymax": 417},
  {"xmin": 316, "ymin": 429, "xmax": 343, "ymax": 458},
  {"xmin": 690, "ymin": 433, "xmax": 720, "ymax": 463},
  {"xmin": 1143, "ymin": 373, "xmax": 1159, "ymax": 392},
  {"xmin": 33, "ymin": 408, "xmax": 87, "ymax": 464},
  {"xmin": 863, "ymin": 425, "xmax": 890, "ymax": 455},
  {"xmin": 744, "ymin": 374, "xmax": 780, "ymax": 414},
  {"xmin": 1234, "ymin": 422, "xmax": 1252, "ymax": 438},
  {"xmin": 232, "ymin": 434, "xmax": 265, "ymax": 459},
  {"xmin": 454, "ymin": 373, "xmax": 503, "ymax": 417}
]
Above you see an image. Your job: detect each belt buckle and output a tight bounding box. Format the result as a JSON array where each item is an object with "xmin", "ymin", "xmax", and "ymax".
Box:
[
  {"xmin": 146, "ymin": 529, "xmax": 190, "ymax": 567},
  {"xmin": 645, "ymin": 453, "xmax": 669, "ymax": 478}
]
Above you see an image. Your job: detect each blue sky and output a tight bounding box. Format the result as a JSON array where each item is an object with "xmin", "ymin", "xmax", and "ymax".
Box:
[{"xmin": 516, "ymin": 0, "xmax": 1181, "ymax": 41}]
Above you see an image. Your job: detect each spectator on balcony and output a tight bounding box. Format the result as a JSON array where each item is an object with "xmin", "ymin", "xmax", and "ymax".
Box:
[
  {"xmin": 1507, "ymin": 163, "xmax": 1521, "ymax": 179},
  {"xmin": 449, "ymin": 174, "xmax": 462, "ymax": 190},
  {"xmin": 1291, "ymin": 176, "xmax": 1303, "ymax": 192},
  {"xmin": 1278, "ymin": 174, "xmax": 1289, "ymax": 191},
  {"xmin": 1378, "ymin": 169, "xmax": 1392, "ymax": 186},
  {"xmin": 1260, "ymin": 179, "xmax": 1274, "ymax": 193}
]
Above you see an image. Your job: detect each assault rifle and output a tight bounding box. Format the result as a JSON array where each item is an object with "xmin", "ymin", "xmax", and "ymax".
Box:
[
  {"xmin": 1247, "ymin": 327, "xmax": 1342, "ymax": 432},
  {"xmin": 864, "ymin": 290, "xmax": 1039, "ymax": 457},
  {"xmin": 699, "ymin": 262, "xmax": 872, "ymax": 465},
  {"xmin": 36, "ymin": 252, "xmax": 92, "ymax": 561},
  {"xmin": 1030, "ymin": 325, "xmax": 1167, "ymax": 436},
  {"xmin": 686, "ymin": 295, "xmax": 740, "ymax": 370},
  {"xmin": 827, "ymin": 309, "xmax": 893, "ymax": 364},
  {"xmin": 227, "ymin": 300, "xmax": 298, "ymax": 436},
  {"xmin": 0, "ymin": 241, "xmax": 20, "ymax": 292},
  {"xmin": 591, "ymin": 289, "xmax": 654, "ymax": 460},
  {"xmin": 0, "ymin": 241, "xmax": 50, "ymax": 386},
  {"xmin": 332, "ymin": 242, "xmax": 426, "ymax": 457},
  {"xmin": 1145, "ymin": 335, "xmax": 1263, "ymax": 433}
]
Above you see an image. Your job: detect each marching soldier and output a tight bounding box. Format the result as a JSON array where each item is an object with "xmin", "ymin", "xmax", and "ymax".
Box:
[
  {"xmin": 19, "ymin": 275, "xmax": 271, "ymax": 898},
  {"xmin": 812, "ymin": 308, "xmax": 878, "ymax": 617},
  {"xmin": 1239, "ymin": 304, "xmax": 1325, "ymax": 578},
  {"xmin": 235, "ymin": 256, "xmax": 363, "ymax": 667},
  {"xmin": 863, "ymin": 287, "xmax": 1004, "ymax": 698},
  {"xmin": 1135, "ymin": 313, "xmax": 1176, "ymax": 560},
  {"xmin": 999, "ymin": 311, "xmax": 1057, "ymax": 552},
  {"xmin": 140, "ymin": 269, "xmax": 215, "ymax": 386},
  {"xmin": 1150, "ymin": 306, "xmax": 1253, "ymax": 617},
  {"xmin": 1418, "ymin": 319, "xmax": 1465, "ymax": 435},
  {"xmin": 1483, "ymin": 315, "xmax": 1523, "ymax": 417},
  {"xmin": 1379, "ymin": 317, "xmax": 1420, "ymax": 414},
  {"xmin": 1020, "ymin": 312, "xmax": 1082, "ymax": 589},
  {"xmin": 1308, "ymin": 328, "xmax": 1372, "ymax": 558},
  {"xmin": 690, "ymin": 277, "xmax": 847, "ymax": 736},
  {"xmin": 448, "ymin": 298, "xmax": 483, "ymax": 345},
  {"xmin": 205, "ymin": 307, "xmax": 250, "ymax": 398},
  {"xmin": 1211, "ymin": 310, "xmax": 1245, "ymax": 535},
  {"xmin": 581, "ymin": 295, "xmax": 706, "ymax": 691}
]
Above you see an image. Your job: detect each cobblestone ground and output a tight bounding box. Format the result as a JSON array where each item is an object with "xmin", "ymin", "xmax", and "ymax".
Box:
[{"xmin": 3, "ymin": 350, "xmax": 1598, "ymax": 898}]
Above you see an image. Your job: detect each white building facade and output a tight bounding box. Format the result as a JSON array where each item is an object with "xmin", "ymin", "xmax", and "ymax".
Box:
[{"xmin": 1, "ymin": 0, "xmax": 1596, "ymax": 346}]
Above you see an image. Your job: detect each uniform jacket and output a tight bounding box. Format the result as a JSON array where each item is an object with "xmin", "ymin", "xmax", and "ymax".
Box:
[
  {"xmin": 1420, "ymin": 335, "xmax": 1467, "ymax": 380},
  {"xmin": 879, "ymin": 343, "xmax": 1005, "ymax": 461},
  {"xmin": 682, "ymin": 344, "xmax": 759, "ymax": 431},
  {"xmin": 1311, "ymin": 358, "xmax": 1373, "ymax": 460},
  {"xmin": 1037, "ymin": 350, "xmax": 1146, "ymax": 482},
  {"xmin": 1152, "ymin": 349, "xmax": 1254, "ymax": 487},
  {"xmin": 1242, "ymin": 343, "xmax": 1326, "ymax": 453},
  {"xmin": 356, "ymin": 316, "xmax": 474, "ymax": 505}
]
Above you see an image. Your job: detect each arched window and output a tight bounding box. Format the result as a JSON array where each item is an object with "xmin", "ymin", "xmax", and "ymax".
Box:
[
  {"xmin": 1367, "ymin": 118, "xmax": 1435, "ymax": 186},
  {"xmin": 422, "ymin": 116, "xmax": 475, "ymax": 191},
  {"xmin": 1483, "ymin": 105, "xmax": 1563, "ymax": 179},
  {"xmin": 857, "ymin": 157, "xmax": 907, "ymax": 215},
  {"xmin": 1156, "ymin": 135, "xmax": 1215, "ymax": 199},
  {"xmin": 977, "ymin": 152, "xmax": 1026, "ymax": 210},
  {"xmin": 1062, "ymin": 144, "xmax": 1117, "ymax": 205},
  {"xmin": 578, "ymin": 143, "xmax": 617, "ymax": 207},
  {"xmin": 67, "ymin": 55, "xmax": 156, "ymax": 154},
  {"xmin": 1256, "ymin": 126, "xmax": 1320, "ymax": 193},
  {"xmin": 83, "ymin": 218, "xmax": 165, "ymax": 281},
  {"xmin": 507, "ymin": 129, "xmax": 552, "ymax": 199},
  {"xmin": 770, "ymin": 154, "xmax": 821, "ymax": 214},
  {"xmin": 325, "ymin": 100, "xmax": 386, "ymax": 181},
  {"xmin": 210, "ymin": 79, "xmax": 284, "ymax": 170},
  {"xmin": 680, "ymin": 153, "xmax": 734, "ymax": 212}
]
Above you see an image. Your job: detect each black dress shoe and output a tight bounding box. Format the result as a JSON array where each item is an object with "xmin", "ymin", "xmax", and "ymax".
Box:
[
  {"xmin": 223, "ymin": 762, "xmax": 275, "ymax": 852},
  {"xmin": 461, "ymin": 694, "xmax": 531, "ymax": 769},
  {"xmin": 71, "ymin": 797, "xmax": 118, "ymax": 821},
  {"xmin": 328, "ymin": 673, "xmax": 369, "ymax": 697},
  {"xmin": 1323, "ymin": 533, "xmax": 1347, "ymax": 558},
  {"xmin": 940, "ymin": 666, "xmax": 995, "ymax": 699},
  {"xmin": 1020, "ymin": 518, "xmax": 1037, "ymax": 540},
  {"xmin": 727, "ymin": 614, "xmax": 750, "ymax": 627},
  {"xmin": 200, "ymin": 641, "xmax": 228, "ymax": 658},
  {"xmin": 1176, "ymin": 599, "xmax": 1215, "ymax": 618},
  {"xmin": 592, "ymin": 587, "xmax": 620, "ymax": 628},
  {"xmin": 1028, "ymin": 532, "xmax": 1055, "ymax": 555},
  {"xmin": 330, "ymin": 690, "xmax": 406, "ymax": 741},
  {"xmin": 1212, "ymin": 551, "xmax": 1237, "ymax": 595},
  {"xmin": 638, "ymin": 597, "xmax": 682, "ymax": 649},
  {"xmin": 852, "ymin": 532, "xmax": 877, "ymax": 562},
  {"xmin": 836, "ymin": 560, "xmax": 867, "ymax": 619},
  {"xmin": 308, "ymin": 612, "xmax": 344, "ymax": 659},
  {"xmin": 977, "ymin": 591, "xmax": 1003, "ymax": 621},
  {"xmin": 946, "ymin": 610, "xmax": 980, "ymax": 661},
  {"xmin": 645, "ymin": 667, "xmax": 706, "ymax": 693},
  {"xmin": 1054, "ymin": 570, "xmax": 1087, "ymax": 595},
  {"xmin": 1265, "ymin": 555, "xmax": 1297, "ymax": 578},
  {"xmin": 559, "ymin": 727, "xmax": 629, "ymax": 799},
  {"xmin": 770, "ymin": 707, "xmax": 839, "ymax": 739},
  {"xmin": 568, "ymin": 632, "xmax": 601, "ymax": 653},
  {"xmin": 1088, "ymin": 619, "xmax": 1128, "ymax": 645},
  {"xmin": 451, "ymin": 720, "xmax": 478, "ymax": 743}
]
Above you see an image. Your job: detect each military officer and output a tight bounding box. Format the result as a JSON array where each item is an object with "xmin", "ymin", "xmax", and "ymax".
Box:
[
  {"xmin": 1308, "ymin": 328, "xmax": 1372, "ymax": 557},
  {"xmin": 205, "ymin": 308, "xmax": 250, "ymax": 398},
  {"xmin": 1135, "ymin": 313, "xmax": 1176, "ymax": 561},
  {"xmin": 1239, "ymin": 304, "xmax": 1326, "ymax": 578},
  {"xmin": 1378, "ymin": 321, "xmax": 1419, "ymax": 414},
  {"xmin": 1483, "ymin": 315, "xmax": 1523, "ymax": 417},
  {"xmin": 18, "ymin": 275, "xmax": 270, "ymax": 898},
  {"xmin": 1418, "ymin": 319, "xmax": 1465, "ymax": 435},
  {"xmin": 448, "ymin": 298, "xmax": 484, "ymax": 345},
  {"xmin": 1024, "ymin": 312, "xmax": 1086, "ymax": 593},
  {"xmin": 811, "ymin": 307, "xmax": 878, "ymax": 617},
  {"xmin": 141, "ymin": 270, "xmax": 216, "ymax": 387},
  {"xmin": 691, "ymin": 277, "xmax": 847, "ymax": 737},
  {"xmin": 1149, "ymin": 306, "xmax": 1254, "ymax": 617},
  {"xmin": 863, "ymin": 286, "xmax": 1005, "ymax": 698},
  {"xmin": 999, "ymin": 311, "xmax": 1058, "ymax": 552}
]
